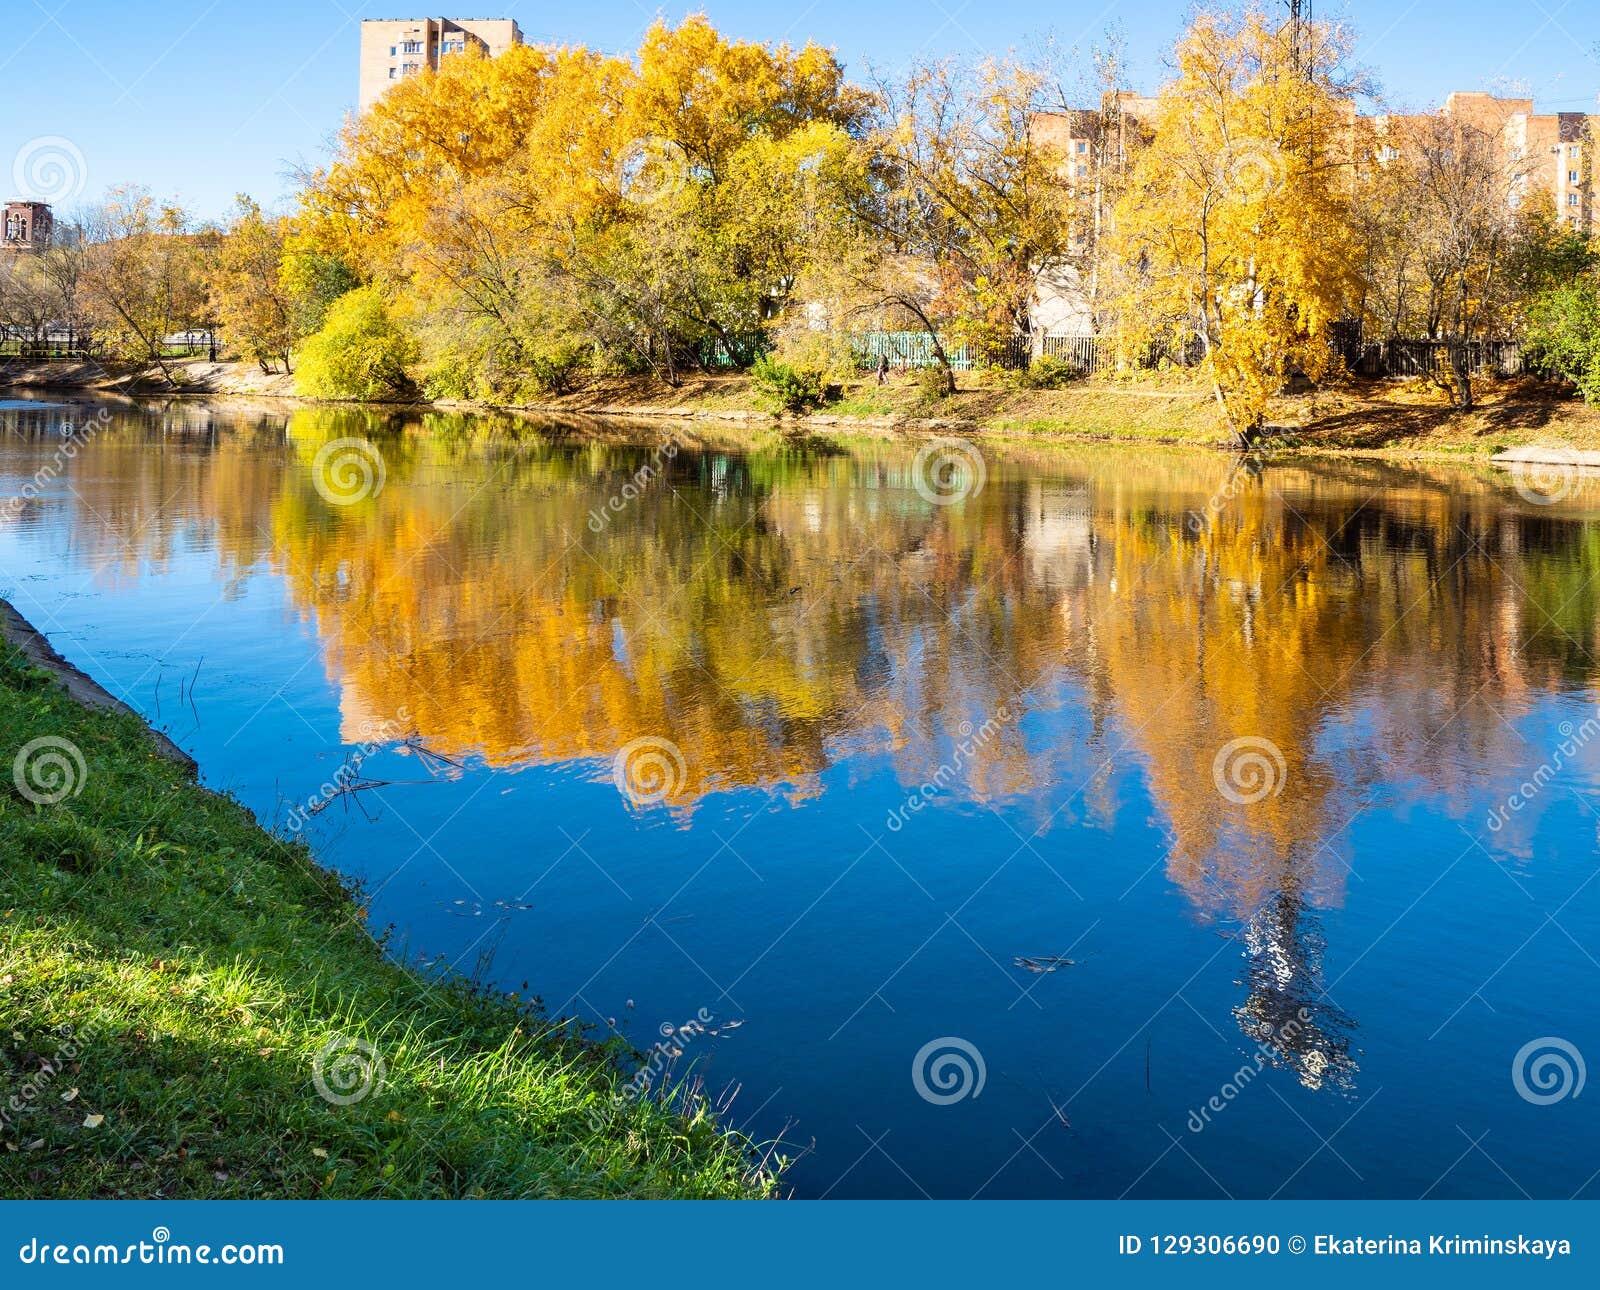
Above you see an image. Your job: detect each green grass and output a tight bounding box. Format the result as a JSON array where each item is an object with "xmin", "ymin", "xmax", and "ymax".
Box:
[{"xmin": 0, "ymin": 643, "xmax": 775, "ymax": 1198}]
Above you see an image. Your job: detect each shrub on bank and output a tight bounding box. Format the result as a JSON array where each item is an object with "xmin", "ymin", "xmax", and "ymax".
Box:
[
  {"xmin": 752, "ymin": 354, "xmax": 829, "ymax": 412},
  {"xmin": 1015, "ymin": 355, "xmax": 1082, "ymax": 390},
  {"xmin": 1525, "ymin": 280, "xmax": 1600, "ymax": 404},
  {"xmin": 913, "ymin": 365, "xmax": 955, "ymax": 404},
  {"xmin": 294, "ymin": 287, "xmax": 419, "ymax": 402}
]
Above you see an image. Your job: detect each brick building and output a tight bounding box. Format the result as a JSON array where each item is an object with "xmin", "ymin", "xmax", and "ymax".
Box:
[
  {"xmin": 358, "ymin": 17, "xmax": 523, "ymax": 112},
  {"xmin": 1374, "ymin": 92, "xmax": 1597, "ymax": 229},
  {"xmin": 2, "ymin": 201, "xmax": 52, "ymax": 253},
  {"xmin": 1029, "ymin": 89, "xmax": 1599, "ymax": 336}
]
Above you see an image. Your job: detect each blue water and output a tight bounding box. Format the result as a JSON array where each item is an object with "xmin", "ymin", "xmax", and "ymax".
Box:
[{"xmin": 1, "ymin": 395, "xmax": 1597, "ymax": 1198}]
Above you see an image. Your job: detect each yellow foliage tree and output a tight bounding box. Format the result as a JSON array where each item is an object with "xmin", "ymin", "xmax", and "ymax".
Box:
[
  {"xmin": 1106, "ymin": 8, "xmax": 1367, "ymax": 443},
  {"xmin": 208, "ymin": 196, "xmax": 295, "ymax": 373}
]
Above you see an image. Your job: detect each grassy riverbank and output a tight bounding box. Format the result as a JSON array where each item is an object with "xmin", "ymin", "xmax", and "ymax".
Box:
[
  {"xmin": 529, "ymin": 371, "xmax": 1600, "ymax": 459},
  {"xmin": 0, "ymin": 635, "xmax": 773, "ymax": 1199},
  {"xmin": 9, "ymin": 358, "xmax": 1600, "ymax": 461}
]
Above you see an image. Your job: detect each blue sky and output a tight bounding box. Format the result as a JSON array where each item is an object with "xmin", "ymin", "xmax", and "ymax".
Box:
[{"xmin": 0, "ymin": 0, "xmax": 1595, "ymax": 220}]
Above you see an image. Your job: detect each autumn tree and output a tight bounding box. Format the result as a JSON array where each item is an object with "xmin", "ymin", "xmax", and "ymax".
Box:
[
  {"xmin": 208, "ymin": 195, "xmax": 295, "ymax": 373},
  {"xmin": 78, "ymin": 185, "xmax": 211, "ymax": 380},
  {"xmin": 296, "ymin": 18, "xmax": 870, "ymax": 397},
  {"xmin": 851, "ymin": 56, "xmax": 1071, "ymax": 391},
  {"xmin": 1397, "ymin": 111, "xmax": 1530, "ymax": 407},
  {"xmin": 1105, "ymin": 8, "xmax": 1366, "ymax": 443}
]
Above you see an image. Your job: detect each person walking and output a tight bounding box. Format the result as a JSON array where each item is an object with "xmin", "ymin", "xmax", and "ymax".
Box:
[{"xmin": 875, "ymin": 353, "xmax": 889, "ymax": 385}]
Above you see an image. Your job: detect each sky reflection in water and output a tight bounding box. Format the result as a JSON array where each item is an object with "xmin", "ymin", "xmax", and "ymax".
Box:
[{"xmin": 1, "ymin": 397, "xmax": 1597, "ymax": 1198}]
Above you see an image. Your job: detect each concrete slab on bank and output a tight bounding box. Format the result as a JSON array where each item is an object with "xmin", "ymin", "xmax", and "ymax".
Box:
[{"xmin": 1490, "ymin": 444, "xmax": 1600, "ymax": 470}]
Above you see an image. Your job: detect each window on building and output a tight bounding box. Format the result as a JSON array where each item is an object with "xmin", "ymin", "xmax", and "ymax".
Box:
[
  {"xmin": 1568, "ymin": 193, "xmax": 1580, "ymax": 207},
  {"xmin": 1570, "ymin": 145, "xmax": 1581, "ymax": 158},
  {"xmin": 402, "ymin": 40, "xmax": 423, "ymax": 53},
  {"xmin": 1076, "ymin": 164, "xmax": 1088, "ymax": 177},
  {"xmin": 388, "ymin": 68, "xmax": 397, "ymax": 79},
  {"xmin": 388, "ymin": 46, "xmax": 396, "ymax": 56},
  {"xmin": 1571, "ymin": 170, "xmax": 1581, "ymax": 183},
  {"xmin": 1075, "ymin": 141, "xmax": 1087, "ymax": 154},
  {"xmin": 402, "ymin": 62, "xmax": 420, "ymax": 76}
]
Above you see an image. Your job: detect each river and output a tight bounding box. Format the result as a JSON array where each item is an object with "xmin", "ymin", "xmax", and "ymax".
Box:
[{"xmin": 1, "ymin": 394, "xmax": 1596, "ymax": 1198}]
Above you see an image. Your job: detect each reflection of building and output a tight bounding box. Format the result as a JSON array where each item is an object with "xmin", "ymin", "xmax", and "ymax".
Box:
[
  {"xmin": 358, "ymin": 17, "xmax": 523, "ymax": 112},
  {"xmin": 2, "ymin": 201, "xmax": 52, "ymax": 253}
]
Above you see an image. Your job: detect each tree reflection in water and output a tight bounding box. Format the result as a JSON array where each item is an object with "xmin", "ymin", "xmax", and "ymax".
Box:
[{"xmin": 9, "ymin": 398, "xmax": 1600, "ymax": 1104}]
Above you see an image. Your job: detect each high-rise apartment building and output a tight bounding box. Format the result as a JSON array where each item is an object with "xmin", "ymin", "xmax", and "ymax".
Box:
[
  {"xmin": 1376, "ymin": 92, "xmax": 1597, "ymax": 230},
  {"xmin": 358, "ymin": 18, "xmax": 523, "ymax": 112}
]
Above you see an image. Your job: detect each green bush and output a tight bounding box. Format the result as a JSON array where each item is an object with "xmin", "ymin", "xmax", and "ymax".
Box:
[
  {"xmin": 1016, "ymin": 354, "xmax": 1082, "ymax": 390},
  {"xmin": 1525, "ymin": 280, "xmax": 1600, "ymax": 404},
  {"xmin": 523, "ymin": 341, "xmax": 588, "ymax": 396},
  {"xmin": 294, "ymin": 286, "xmax": 418, "ymax": 401},
  {"xmin": 752, "ymin": 353, "xmax": 827, "ymax": 412},
  {"xmin": 913, "ymin": 364, "xmax": 955, "ymax": 404}
]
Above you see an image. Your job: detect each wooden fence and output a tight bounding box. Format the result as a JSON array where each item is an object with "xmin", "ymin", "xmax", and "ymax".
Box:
[
  {"xmin": 857, "ymin": 330, "xmax": 1525, "ymax": 381},
  {"xmin": 1340, "ymin": 338, "xmax": 1524, "ymax": 378}
]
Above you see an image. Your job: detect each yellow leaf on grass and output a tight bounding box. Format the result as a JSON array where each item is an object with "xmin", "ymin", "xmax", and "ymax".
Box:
[{"xmin": 82, "ymin": 1114, "xmax": 104, "ymax": 1129}]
